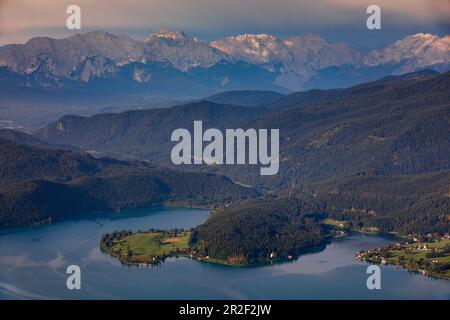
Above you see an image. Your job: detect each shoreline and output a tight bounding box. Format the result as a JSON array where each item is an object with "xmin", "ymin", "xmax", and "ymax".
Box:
[{"xmin": 355, "ymin": 237, "xmax": 450, "ymax": 281}]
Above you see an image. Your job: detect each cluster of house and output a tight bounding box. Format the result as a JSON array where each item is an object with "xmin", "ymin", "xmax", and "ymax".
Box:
[
  {"xmin": 355, "ymin": 233, "xmax": 449, "ymax": 265},
  {"xmin": 354, "ymin": 233, "xmax": 450, "ymax": 279},
  {"xmin": 409, "ymin": 233, "xmax": 450, "ymax": 243},
  {"xmin": 355, "ymin": 247, "xmax": 385, "ymax": 261}
]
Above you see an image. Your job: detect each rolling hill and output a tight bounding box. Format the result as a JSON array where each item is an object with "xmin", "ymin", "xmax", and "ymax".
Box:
[
  {"xmin": 0, "ymin": 139, "xmax": 258, "ymax": 227},
  {"xmin": 37, "ymin": 71, "xmax": 450, "ymax": 188},
  {"xmin": 36, "ymin": 100, "xmax": 266, "ymax": 162},
  {"xmin": 205, "ymin": 90, "xmax": 285, "ymax": 107}
]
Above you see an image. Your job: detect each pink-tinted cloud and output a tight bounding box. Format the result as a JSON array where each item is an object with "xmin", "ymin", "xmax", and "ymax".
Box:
[{"xmin": 0, "ymin": 0, "xmax": 448, "ymax": 44}]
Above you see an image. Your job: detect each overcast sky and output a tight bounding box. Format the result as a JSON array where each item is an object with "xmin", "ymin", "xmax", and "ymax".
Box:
[{"xmin": 0, "ymin": 0, "xmax": 449, "ymax": 46}]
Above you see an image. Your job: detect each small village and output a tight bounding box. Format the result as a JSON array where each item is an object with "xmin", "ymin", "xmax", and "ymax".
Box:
[{"xmin": 355, "ymin": 233, "xmax": 450, "ymax": 279}]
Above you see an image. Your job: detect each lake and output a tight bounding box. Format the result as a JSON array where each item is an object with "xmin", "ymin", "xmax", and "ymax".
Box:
[{"xmin": 0, "ymin": 207, "xmax": 449, "ymax": 299}]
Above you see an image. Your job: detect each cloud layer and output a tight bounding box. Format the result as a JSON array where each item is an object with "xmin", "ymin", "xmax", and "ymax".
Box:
[{"xmin": 0, "ymin": 0, "xmax": 449, "ymax": 45}]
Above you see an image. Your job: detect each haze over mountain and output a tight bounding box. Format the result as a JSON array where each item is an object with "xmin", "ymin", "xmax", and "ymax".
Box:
[
  {"xmin": 37, "ymin": 70, "xmax": 450, "ymax": 188},
  {"xmin": 205, "ymin": 90, "xmax": 284, "ymax": 107},
  {"xmin": 37, "ymin": 100, "xmax": 265, "ymax": 163}
]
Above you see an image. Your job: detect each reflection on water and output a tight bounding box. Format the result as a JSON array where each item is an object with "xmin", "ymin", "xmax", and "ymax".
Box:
[{"xmin": 0, "ymin": 207, "xmax": 449, "ymax": 300}]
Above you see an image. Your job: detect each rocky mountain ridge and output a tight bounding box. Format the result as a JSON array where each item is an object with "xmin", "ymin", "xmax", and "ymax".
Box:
[{"xmin": 1, "ymin": 29, "xmax": 448, "ymax": 91}]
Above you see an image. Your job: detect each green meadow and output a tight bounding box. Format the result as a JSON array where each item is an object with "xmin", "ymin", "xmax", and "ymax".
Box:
[{"xmin": 103, "ymin": 231, "xmax": 191, "ymax": 264}]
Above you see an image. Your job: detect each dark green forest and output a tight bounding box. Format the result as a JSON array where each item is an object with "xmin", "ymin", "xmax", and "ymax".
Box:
[
  {"xmin": 191, "ymin": 197, "xmax": 328, "ymax": 264},
  {"xmin": 294, "ymin": 171, "xmax": 450, "ymax": 234},
  {"xmin": 0, "ymin": 139, "xmax": 258, "ymax": 227}
]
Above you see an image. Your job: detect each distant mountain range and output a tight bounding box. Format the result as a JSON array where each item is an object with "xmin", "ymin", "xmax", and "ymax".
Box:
[
  {"xmin": 37, "ymin": 70, "xmax": 450, "ymax": 186},
  {"xmin": 1, "ymin": 29, "xmax": 448, "ymax": 93},
  {"xmin": 1, "ymin": 29, "xmax": 448, "ymax": 130}
]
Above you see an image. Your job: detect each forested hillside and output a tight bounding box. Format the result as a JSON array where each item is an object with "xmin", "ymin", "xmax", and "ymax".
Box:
[
  {"xmin": 0, "ymin": 139, "xmax": 258, "ymax": 227},
  {"xmin": 191, "ymin": 169, "xmax": 449, "ymax": 264},
  {"xmin": 237, "ymin": 70, "xmax": 450, "ymax": 186},
  {"xmin": 191, "ymin": 197, "xmax": 328, "ymax": 265},
  {"xmin": 292, "ymin": 171, "xmax": 450, "ymax": 234},
  {"xmin": 205, "ymin": 90, "xmax": 285, "ymax": 107},
  {"xmin": 37, "ymin": 71, "xmax": 450, "ymax": 188},
  {"xmin": 37, "ymin": 101, "xmax": 265, "ymax": 162}
]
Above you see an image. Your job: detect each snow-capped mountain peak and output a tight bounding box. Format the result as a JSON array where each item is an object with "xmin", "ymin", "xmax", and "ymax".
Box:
[
  {"xmin": 210, "ymin": 34, "xmax": 288, "ymax": 64},
  {"xmin": 143, "ymin": 29, "xmax": 231, "ymax": 71},
  {"xmin": 0, "ymin": 29, "xmax": 448, "ymax": 91},
  {"xmin": 145, "ymin": 28, "xmax": 188, "ymax": 42},
  {"xmin": 365, "ymin": 33, "xmax": 450, "ymax": 73}
]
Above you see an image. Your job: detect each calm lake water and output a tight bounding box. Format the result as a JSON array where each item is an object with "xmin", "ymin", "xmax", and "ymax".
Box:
[{"xmin": 0, "ymin": 207, "xmax": 449, "ymax": 300}]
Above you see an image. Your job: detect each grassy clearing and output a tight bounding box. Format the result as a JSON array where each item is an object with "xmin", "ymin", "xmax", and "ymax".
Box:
[
  {"xmin": 323, "ymin": 218, "xmax": 345, "ymax": 227},
  {"xmin": 102, "ymin": 231, "xmax": 190, "ymax": 265},
  {"xmin": 323, "ymin": 218, "xmax": 379, "ymax": 234},
  {"xmin": 386, "ymin": 240, "xmax": 450, "ymax": 265}
]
